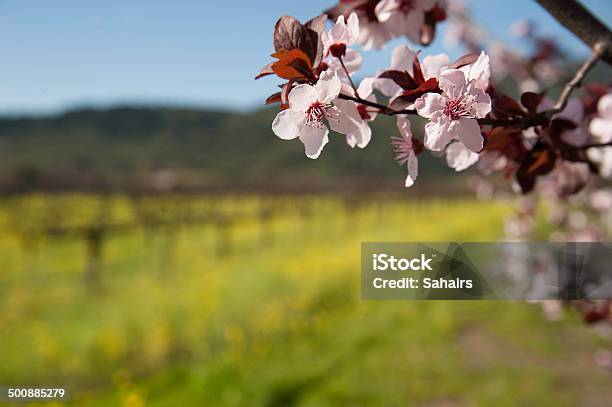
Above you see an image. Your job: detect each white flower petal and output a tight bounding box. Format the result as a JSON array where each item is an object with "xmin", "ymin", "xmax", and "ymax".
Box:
[
  {"xmin": 415, "ymin": 93, "xmax": 446, "ymax": 119},
  {"xmin": 329, "ymin": 100, "xmax": 360, "ymax": 133},
  {"xmin": 390, "ymin": 44, "xmax": 416, "ymax": 73},
  {"xmin": 331, "ymin": 15, "xmax": 347, "ymax": 43},
  {"xmin": 438, "ymin": 69, "xmax": 467, "ymax": 98},
  {"xmin": 465, "ymin": 51, "xmax": 490, "ymax": 90},
  {"xmin": 405, "ymin": 151, "xmax": 419, "ymax": 188},
  {"xmin": 446, "ymin": 142, "xmax": 479, "ymax": 171},
  {"xmin": 272, "ymin": 109, "xmax": 304, "ymax": 140},
  {"xmin": 468, "ymin": 86, "xmax": 492, "ymax": 118},
  {"xmin": 288, "ymin": 85, "xmax": 318, "ymax": 112},
  {"xmin": 422, "ymin": 54, "xmax": 450, "ymax": 79},
  {"xmin": 346, "ymin": 121, "xmax": 372, "ymax": 149},
  {"xmin": 329, "ymin": 99, "xmax": 371, "ymax": 148},
  {"xmin": 316, "ymin": 71, "xmax": 342, "ymax": 104},
  {"xmin": 357, "ymin": 78, "xmax": 377, "ymax": 98},
  {"xmin": 299, "ymin": 125, "xmax": 329, "ymax": 159},
  {"xmin": 396, "ymin": 115, "xmax": 413, "ymax": 139},
  {"xmin": 346, "ymin": 13, "xmax": 360, "ymax": 44},
  {"xmin": 454, "ymin": 118, "xmax": 484, "ymax": 152},
  {"xmin": 374, "ymin": 77, "xmax": 402, "ymax": 98},
  {"xmin": 424, "ymin": 117, "xmax": 453, "ymax": 151}
]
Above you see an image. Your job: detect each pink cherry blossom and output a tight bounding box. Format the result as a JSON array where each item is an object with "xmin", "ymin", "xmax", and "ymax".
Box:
[
  {"xmin": 589, "ymin": 93, "xmax": 612, "ymax": 143},
  {"xmin": 375, "ymin": 0, "xmax": 437, "ymax": 43},
  {"xmin": 333, "ymin": 99, "xmax": 372, "ymax": 149},
  {"xmin": 323, "ymin": 13, "xmax": 363, "ymax": 75},
  {"xmin": 333, "ymin": 78, "xmax": 378, "ymax": 149},
  {"xmin": 445, "ymin": 141, "xmax": 479, "ymax": 171},
  {"xmin": 272, "ymin": 71, "xmax": 368, "ymax": 158},
  {"xmin": 414, "ymin": 68, "xmax": 492, "ymax": 152},
  {"xmin": 322, "ymin": 13, "xmax": 360, "ymax": 52},
  {"xmin": 459, "ymin": 51, "xmax": 490, "ymax": 90},
  {"xmin": 391, "ymin": 116, "xmax": 420, "ymax": 187}
]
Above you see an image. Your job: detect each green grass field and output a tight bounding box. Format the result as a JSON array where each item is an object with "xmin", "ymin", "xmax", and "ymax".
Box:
[{"xmin": 0, "ymin": 195, "xmax": 610, "ymax": 406}]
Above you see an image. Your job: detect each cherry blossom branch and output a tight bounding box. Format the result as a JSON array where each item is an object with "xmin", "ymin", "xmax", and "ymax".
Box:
[
  {"xmin": 535, "ymin": 0, "xmax": 612, "ymax": 66},
  {"xmin": 547, "ymin": 41, "xmax": 607, "ymax": 116},
  {"xmin": 388, "ymin": 109, "xmax": 418, "ymax": 116},
  {"xmin": 338, "ymin": 93, "xmax": 545, "ymax": 128},
  {"xmin": 338, "ymin": 93, "xmax": 397, "ymax": 115}
]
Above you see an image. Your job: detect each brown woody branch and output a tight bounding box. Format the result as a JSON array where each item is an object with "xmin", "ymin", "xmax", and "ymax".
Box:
[
  {"xmin": 338, "ymin": 94, "xmax": 546, "ymax": 128},
  {"xmin": 549, "ymin": 41, "xmax": 607, "ymax": 115},
  {"xmin": 338, "ymin": 93, "xmax": 395, "ymax": 115},
  {"xmin": 338, "ymin": 93, "xmax": 611, "ymax": 153},
  {"xmin": 535, "ymin": 0, "xmax": 612, "ymax": 66}
]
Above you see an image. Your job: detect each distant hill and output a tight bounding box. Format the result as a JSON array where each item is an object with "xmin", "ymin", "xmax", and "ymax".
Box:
[{"xmin": 0, "ymin": 106, "xmax": 463, "ymax": 194}]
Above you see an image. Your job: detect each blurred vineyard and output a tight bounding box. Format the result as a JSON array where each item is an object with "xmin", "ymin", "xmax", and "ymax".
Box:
[{"xmin": 0, "ymin": 194, "xmax": 611, "ymax": 406}]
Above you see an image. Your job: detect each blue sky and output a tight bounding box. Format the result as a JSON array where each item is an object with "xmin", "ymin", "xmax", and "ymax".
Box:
[{"xmin": 0, "ymin": 0, "xmax": 610, "ymax": 115}]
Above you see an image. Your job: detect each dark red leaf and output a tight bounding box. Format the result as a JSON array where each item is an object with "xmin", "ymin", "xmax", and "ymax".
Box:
[
  {"xmin": 516, "ymin": 142, "xmax": 557, "ymax": 193},
  {"xmin": 273, "ymin": 16, "xmax": 320, "ymax": 67},
  {"xmin": 549, "ymin": 118, "xmax": 577, "ymax": 135},
  {"xmin": 271, "ymin": 49, "xmax": 314, "ymax": 81},
  {"xmin": 412, "ymin": 53, "xmax": 426, "ymax": 84},
  {"xmin": 483, "ymin": 127, "xmax": 526, "ymax": 160},
  {"xmin": 306, "ymin": 14, "xmax": 327, "ymax": 35},
  {"xmin": 389, "ymin": 78, "xmax": 440, "ymax": 110},
  {"xmin": 306, "ymin": 14, "xmax": 327, "ymax": 66},
  {"xmin": 281, "ymin": 81, "xmax": 293, "ymax": 106},
  {"xmin": 255, "ymin": 63, "xmax": 275, "ymax": 80},
  {"xmin": 520, "ymin": 92, "xmax": 544, "ymax": 114},
  {"xmin": 493, "ymin": 93, "xmax": 528, "ymax": 118},
  {"xmin": 379, "ymin": 70, "xmax": 418, "ymax": 90},
  {"xmin": 265, "ymin": 92, "xmax": 282, "ymax": 105}
]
